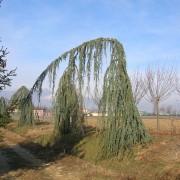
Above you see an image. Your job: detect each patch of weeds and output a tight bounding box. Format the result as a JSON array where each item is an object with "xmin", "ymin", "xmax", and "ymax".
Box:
[
  {"xmin": 34, "ymin": 134, "xmax": 54, "ymax": 147},
  {"xmin": 73, "ymin": 133, "xmax": 100, "ymax": 162},
  {"xmin": 13, "ymin": 125, "xmax": 30, "ymax": 135},
  {"xmin": 52, "ymin": 132, "xmax": 83, "ymax": 154}
]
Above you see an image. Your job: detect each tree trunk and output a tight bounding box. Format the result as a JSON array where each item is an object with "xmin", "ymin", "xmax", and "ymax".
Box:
[{"xmin": 156, "ymin": 101, "xmax": 160, "ymax": 132}]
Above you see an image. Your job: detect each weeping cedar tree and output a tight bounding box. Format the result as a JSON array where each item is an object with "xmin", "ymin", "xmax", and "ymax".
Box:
[
  {"xmin": 29, "ymin": 38, "xmax": 151, "ymax": 158},
  {"xmin": 53, "ymin": 70, "xmax": 79, "ymax": 135},
  {"xmin": 0, "ymin": 86, "xmax": 33, "ymax": 127},
  {"xmin": 10, "ymin": 86, "xmax": 34, "ymax": 126}
]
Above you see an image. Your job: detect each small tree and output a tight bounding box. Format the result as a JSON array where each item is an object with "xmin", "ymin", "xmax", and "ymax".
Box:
[
  {"xmin": 10, "ymin": 86, "xmax": 34, "ymax": 126},
  {"xmin": 0, "ymin": 47, "xmax": 16, "ymax": 91},
  {"xmin": 130, "ymin": 69, "xmax": 146, "ymax": 105},
  {"xmin": 145, "ymin": 63, "xmax": 175, "ymax": 132}
]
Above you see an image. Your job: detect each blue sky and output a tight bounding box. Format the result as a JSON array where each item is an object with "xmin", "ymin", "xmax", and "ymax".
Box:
[{"xmin": 0, "ymin": 0, "xmax": 180, "ymax": 92}]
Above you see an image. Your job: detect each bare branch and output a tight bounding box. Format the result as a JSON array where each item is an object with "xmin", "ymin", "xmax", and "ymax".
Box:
[
  {"xmin": 130, "ymin": 69, "xmax": 146, "ymax": 105},
  {"xmin": 175, "ymin": 74, "xmax": 180, "ymax": 95},
  {"xmin": 145, "ymin": 64, "xmax": 175, "ymax": 103}
]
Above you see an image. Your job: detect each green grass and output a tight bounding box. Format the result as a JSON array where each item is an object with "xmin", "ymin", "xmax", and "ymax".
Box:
[
  {"xmin": 34, "ymin": 134, "xmax": 54, "ymax": 147},
  {"xmin": 73, "ymin": 133, "xmax": 101, "ymax": 161}
]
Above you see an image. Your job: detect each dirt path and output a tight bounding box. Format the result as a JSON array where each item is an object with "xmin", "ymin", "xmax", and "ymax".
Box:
[
  {"xmin": 0, "ymin": 128, "xmax": 76, "ymax": 180},
  {"xmin": 0, "ymin": 128, "xmax": 49, "ymax": 179},
  {"xmin": 0, "ymin": 128, "xmax": 121, "ymax": 180}
]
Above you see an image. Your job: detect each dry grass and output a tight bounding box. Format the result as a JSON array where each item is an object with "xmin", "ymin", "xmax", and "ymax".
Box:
[
  {"xmin": 142, "ymin": 116, "xmax": 180, "ymax": 134},
  {"xmin": 84, "ymin": 116, "xmax": 180, "ymax": 134},
  {"xmin": 1, "ymin": 116, "xmax": 179, "ymax": 179}
]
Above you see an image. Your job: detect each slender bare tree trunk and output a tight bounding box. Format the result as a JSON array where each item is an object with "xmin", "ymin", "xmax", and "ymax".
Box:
[{"xmin": 156, "ymin": 101, "xmax": 160, "ymax": 132}]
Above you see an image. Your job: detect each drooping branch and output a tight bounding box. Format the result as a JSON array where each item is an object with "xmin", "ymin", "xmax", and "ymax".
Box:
[
  {"xmin": 30, "ymin": 38, "xmax": 115, "ymax": 98},
  {"xmin": 53, "ymin": 70, "xmax": 79, "ymax": 135},
  {"xmin": 99, "ymin": 45, "xmax": 150, "ymax": 158}
]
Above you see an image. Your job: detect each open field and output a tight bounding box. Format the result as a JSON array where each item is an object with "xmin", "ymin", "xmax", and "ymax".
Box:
[
  {"xmin": 142, "ymin": 116, "xmax": 180, "ymax": 134},
  {"xmin": 84, "ymin": 116, "xmax": 180, "ymax": 134}
]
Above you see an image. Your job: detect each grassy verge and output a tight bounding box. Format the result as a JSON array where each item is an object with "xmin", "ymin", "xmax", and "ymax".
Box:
[{"xmin": 71, "ymin": 131, "xmax": 180, "ymax": 179}]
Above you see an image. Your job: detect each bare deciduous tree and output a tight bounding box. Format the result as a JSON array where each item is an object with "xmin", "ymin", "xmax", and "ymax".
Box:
[
  {"xmin": 175, "ymin": 74, "xmax": 180, "ymax": 96},
  {"xmin": 145, "ymin": 63, "xmax": 175, "ymax": 132},
  {"xmin": 130, "ymin": 69, "xmax": 146, "ymax": 105}
]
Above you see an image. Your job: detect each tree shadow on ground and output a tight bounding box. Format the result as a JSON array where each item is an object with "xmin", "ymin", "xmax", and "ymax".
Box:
[
  {"xmin": 0, "ymin": 126, "xmax": 96, "ymax": 176},
  {"xmin": 0, "ymin": 144, "xmax": 42, "ymax": 175},
  {"xmin": 21, "ymin": 126, "xmax": 96, "ymax": 161}
]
